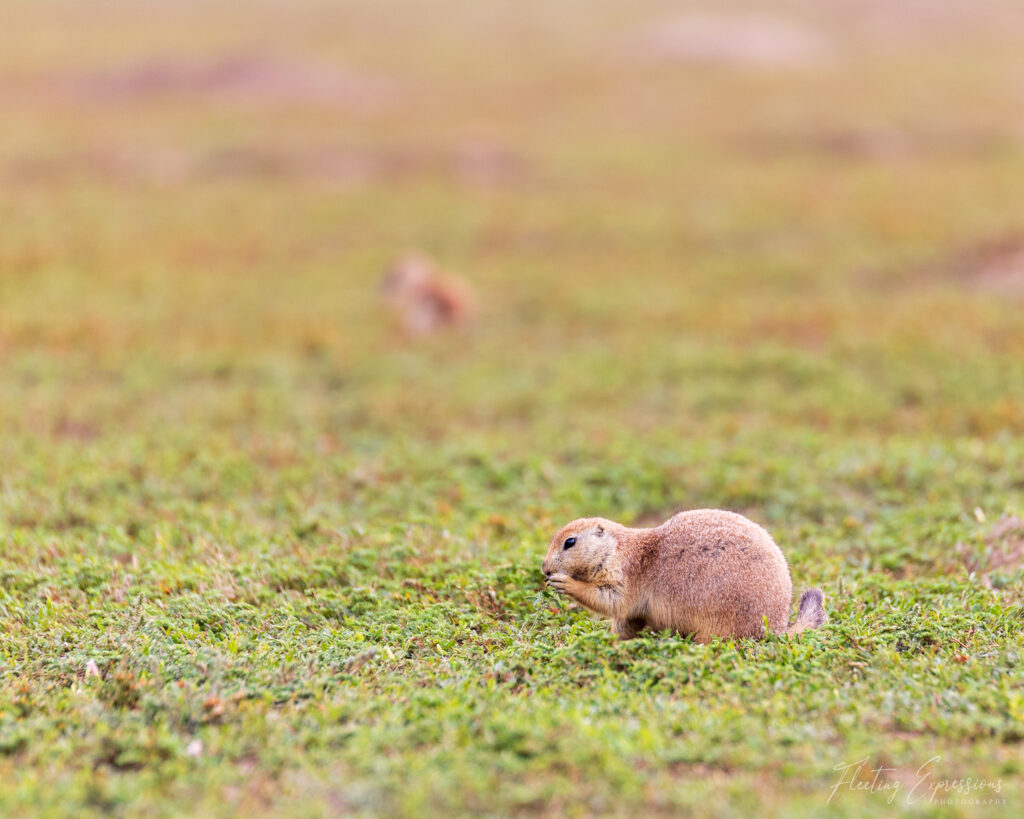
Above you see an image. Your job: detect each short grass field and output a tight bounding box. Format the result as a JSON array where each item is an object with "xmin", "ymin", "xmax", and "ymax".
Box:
[{"xmin": 2, "ymin": 1, "xmax": 1024, "ymax": 816}]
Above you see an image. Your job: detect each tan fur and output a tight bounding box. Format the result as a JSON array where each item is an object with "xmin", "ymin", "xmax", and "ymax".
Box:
[
  {"xmin": 380, "ymin": 253, "xmax": 477, "ymax": 336},
  {"xmin": 541, "ymin": 510, "xmax": 827, "ymax": 642}
]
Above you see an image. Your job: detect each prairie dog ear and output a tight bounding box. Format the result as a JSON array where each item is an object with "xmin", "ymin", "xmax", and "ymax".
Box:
[{"xmin": 596, "ymin": 524, "xmax": 605, "ymax": 537}]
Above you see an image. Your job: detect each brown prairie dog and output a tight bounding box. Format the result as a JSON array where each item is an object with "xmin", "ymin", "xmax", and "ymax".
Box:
[
  {"xmin": 542, "ymin": 510, "xmax": 826, "ymax": 642},
  {"xmin": 380, "ymin": 253, "xmax": 477, "ymax": 336}
]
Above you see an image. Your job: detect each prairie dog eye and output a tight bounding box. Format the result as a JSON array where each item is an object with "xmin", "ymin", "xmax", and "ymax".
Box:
[{"xmin": 563, "ymin": 537, "xmax": 577, "ymax": 550}]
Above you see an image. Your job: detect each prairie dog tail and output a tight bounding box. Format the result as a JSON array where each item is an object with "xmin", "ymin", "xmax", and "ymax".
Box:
[{"xmin": 787, "ymin": 588, "xmax": 827, "ymax": 636}]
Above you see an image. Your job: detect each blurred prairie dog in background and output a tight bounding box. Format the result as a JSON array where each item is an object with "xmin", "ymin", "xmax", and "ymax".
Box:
[{"xmin": 380, "ymin": 253, "xmax": 478, "ymax": 336}]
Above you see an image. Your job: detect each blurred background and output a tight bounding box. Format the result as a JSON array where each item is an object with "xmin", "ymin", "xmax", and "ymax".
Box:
[{"xmin": 3, "ymin": 0, "xmax": 1024, "ymax": 452}]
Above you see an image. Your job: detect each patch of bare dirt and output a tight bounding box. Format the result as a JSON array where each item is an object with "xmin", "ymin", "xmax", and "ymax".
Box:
[
  {"xmin": 944, "ymin": 237, "xmax": 1024, "ymax": 295},
  {"xmin": 58, "ymin": 53, "xmax": 395, "ymax": 109},
  {"xmin": 735, "ymin": 128, "xmax": 1010, "ymax": 161},
  {"xmin": 862, "ymin": 235, "xmax": 1024, "ymax": 295},
  {"xmin": 449, "ymin": 139, "xmax": 529, "ymax": 186},
  {"xmin": 53, "ymin": 416, "xmax": 100, "ymax": 442},
  {"xmin": 629, "ymin": 13, "xmax": 834, "ymax": 68},
  {"xmin": 1, "ymin": 141, "xmax": 530, "ymax": 188},
  {"xmin": 3, "ymin": 149, "xmax": 196, "ymax": 186}
]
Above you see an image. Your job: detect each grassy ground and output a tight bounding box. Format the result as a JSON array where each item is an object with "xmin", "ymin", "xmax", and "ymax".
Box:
[{"xmin": 2, "ymin": 1, "xmax": 1023, "ymax": 816}]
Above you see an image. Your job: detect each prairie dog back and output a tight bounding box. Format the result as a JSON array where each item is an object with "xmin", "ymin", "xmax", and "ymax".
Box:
[{"xmin": 637, "ymin": 510, "xmax": 792, "ymax": 639}]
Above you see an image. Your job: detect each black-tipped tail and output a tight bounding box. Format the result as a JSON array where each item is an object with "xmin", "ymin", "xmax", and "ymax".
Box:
[{"xmin": 787, "ymin": 588, "xmax": 827, "ymax": 635}]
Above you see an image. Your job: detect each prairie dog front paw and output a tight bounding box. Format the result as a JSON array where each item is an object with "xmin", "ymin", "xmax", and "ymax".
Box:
[{"xmin": 545, "ymin": 572, "xmax": 578, "ymax": 596}]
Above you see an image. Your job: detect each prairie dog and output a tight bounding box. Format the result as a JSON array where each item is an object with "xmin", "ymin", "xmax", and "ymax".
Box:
[
  {"xmin": 542, "ymin": 510, "xmax": 826, "ymax": 642},
  {"xmin": 380, "ymin": 253, "xmax": 477, "ymax": 336}
]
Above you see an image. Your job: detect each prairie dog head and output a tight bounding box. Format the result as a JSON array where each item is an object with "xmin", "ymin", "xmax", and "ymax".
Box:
[
  {"xmin": 542, "ymin": 518, "xmax": 618, "ymax": 580},
  {"xmin": 380, "ymin": 253, "xmax": 434, "ymax": 300}
]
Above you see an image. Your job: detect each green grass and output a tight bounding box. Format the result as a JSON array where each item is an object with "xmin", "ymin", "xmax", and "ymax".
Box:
[{"xmin": 1, "ymin": 1, "xmax": 1023, "ymax": 816}]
